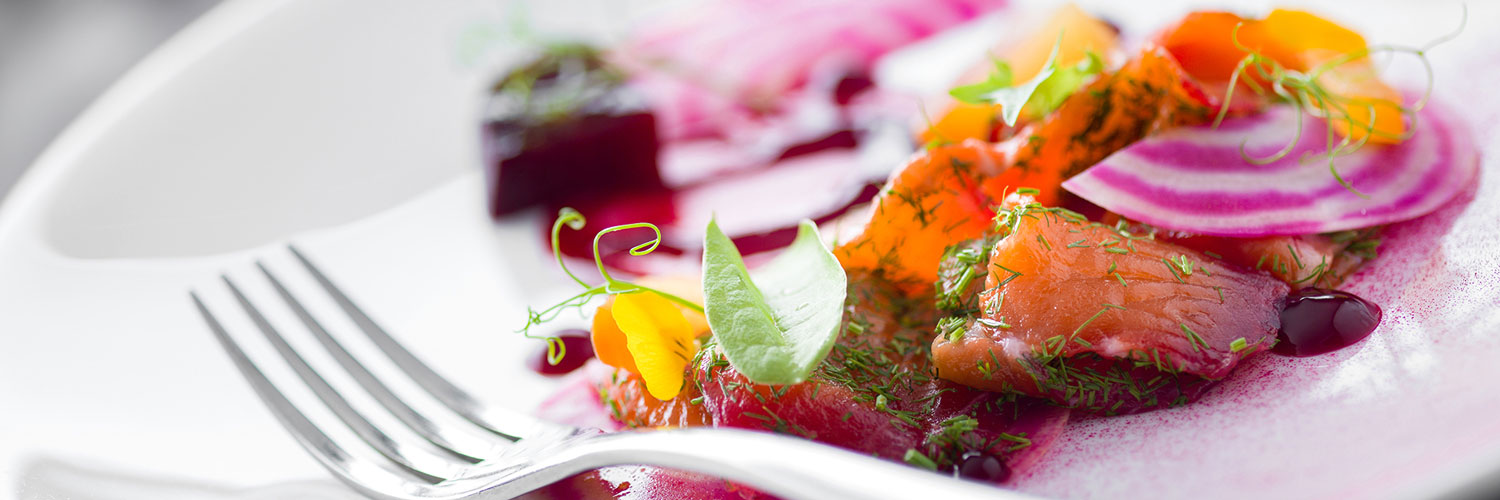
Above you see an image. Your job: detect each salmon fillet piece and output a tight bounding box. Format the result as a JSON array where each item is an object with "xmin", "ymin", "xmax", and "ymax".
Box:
[
  {"xmin": 932, "ymin": 197, "xmax": 1289, "ymax": 414},
  {"xmin": 837, "ymin": 47, "xmax": 1227, "ymax": 294},
  {"xmin": 599, "ymin": 271, "xmax": 1070, "ymax": 480},
  {"xmin": 1162, "ymin": 229, "xmax": 1379, "ymax": 290}
]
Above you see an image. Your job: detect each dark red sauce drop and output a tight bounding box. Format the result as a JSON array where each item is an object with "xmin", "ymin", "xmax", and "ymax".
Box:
[
  {"xmin": 956, "ymin": 452, "xmax": 1010, "ymax": 483},
  {"xmin": 529, "ymin": 329, "xmax": 596, "ymax": 376},
  {"xmin": 1273, "ymin": 288, "xmax": 1383, "ymax": 357},
  {"xmin": 832, "ymin": 73, "xmax": 874, "ymax": 105}
]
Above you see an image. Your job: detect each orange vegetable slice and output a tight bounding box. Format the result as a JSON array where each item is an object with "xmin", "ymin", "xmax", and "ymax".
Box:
[
  {"xmin": 1155, "ymin": 9, "xmax": 1405, "ymax": 143},
  {"xmin": 920, "ymin": 3, "xmax": 1118, "ymax": 144}
]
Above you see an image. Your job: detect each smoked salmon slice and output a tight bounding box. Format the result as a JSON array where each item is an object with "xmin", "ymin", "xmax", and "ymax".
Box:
[
  {"xmin": 1163, "ymin": 229, "xmax": 1379, "ymax": 290},
  {"xmin": 932, "ymin": 196, "xmax": 1289, "ymax": 414},
  {"xmin": 599, "ymin": 270, "xmax": 1070, "ymax": 480},
  {"xmin": 836, "ymin": 47, "xmax": 1224, "ymax": 293}
]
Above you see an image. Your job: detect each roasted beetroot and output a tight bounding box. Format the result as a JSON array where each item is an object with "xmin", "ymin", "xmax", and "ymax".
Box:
[{"xmin": 482, "ymin": 46, "xmax": 664, "ymax": 217}]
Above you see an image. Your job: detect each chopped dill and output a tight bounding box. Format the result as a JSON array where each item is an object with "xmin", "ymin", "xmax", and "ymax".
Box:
[
  {"xmin": 1161, "ymin": 258, "xmax": 1187, "ymax": 284},
  {"xmin": 903, "ymin": 449, "xmax": 938, "ymax": 471},
  {"xmin": 995, "ymin": 264, "xmax": 1025, "ymax": 286},
  {"xmin": 1179, "ymin": 324, "xmax": 1207, "ymax": 353},
  {"xmin": 1073, "ymin": 305, "xmax": 1119, "ymax": 335},
  {"xmin": 1229, "ymin": 337, "xmax": 1249, "ymax": 353}
]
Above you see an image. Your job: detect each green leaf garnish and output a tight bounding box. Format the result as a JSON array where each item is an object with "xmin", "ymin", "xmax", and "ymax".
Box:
[
  {"xmin": 947, "ymin": 34, "xmax": 1104, "ymax": 127},
  {"xmin": 1026, "ymin": 50, "xmax": 1103, "ymax": 120},
  {"xmin": 701, "ymin": 219, "xmax": 847, "ymax": 385},
  {"xmin": 947, "ymin": 58, "xmax": 1014, "ymax": 104}
]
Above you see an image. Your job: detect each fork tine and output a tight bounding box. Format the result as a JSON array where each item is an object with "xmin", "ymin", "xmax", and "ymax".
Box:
[
  {"xmin": 191, "ymin": 292, "xmax": 436, "ymax": 498},
  {"xmin": 287, "ymin": 245, "xmax": 560, "ymax": 440},
  {"xmin": 219, "ymin": 275, "xmax": 459, "ymax": 482},
  {"xmin": 255, "ymin": 261, "xmax": 499, "ymax": 462}
]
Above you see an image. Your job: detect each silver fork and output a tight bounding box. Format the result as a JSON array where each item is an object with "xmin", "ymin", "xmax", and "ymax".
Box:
[{"xmin": 190, "ymin": 246, "xmax": 1022, "ymax": 500}]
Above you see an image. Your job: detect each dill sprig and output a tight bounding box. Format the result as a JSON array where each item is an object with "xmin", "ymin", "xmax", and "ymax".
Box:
[
  {"xmin": 1213, "ymin": 8, "xmax": 1465, "ymax": 196},
  {"xmin": 518, "ymin": 207, "xmax": 705, "ymax": 365}
]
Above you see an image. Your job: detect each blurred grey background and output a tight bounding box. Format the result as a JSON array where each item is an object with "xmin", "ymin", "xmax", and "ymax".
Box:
[{"xmin": 0, "ymin": 0, "xmax": 220, "ymax": 198}]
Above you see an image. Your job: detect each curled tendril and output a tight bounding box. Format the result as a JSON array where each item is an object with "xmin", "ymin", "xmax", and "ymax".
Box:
[
  {"xmin": 1211, "ymin": 6, "xmax": 1465, "ymax": 197},
  {"xmin": 591, "ymin": 222, "xmax": 661, "ymax": 292},
  {"xmin": 551, "ymin": 207, "xmax": 591, "ymax": 288},
  {"xmin": 519, "ymin": 207, "xmax": 704, "ymax": 365}
]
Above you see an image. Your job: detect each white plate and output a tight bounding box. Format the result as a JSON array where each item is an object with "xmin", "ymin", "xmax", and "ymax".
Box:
[{"xmin": 1, "ymin": 0, "xmax": 1496, "ymax": 498}]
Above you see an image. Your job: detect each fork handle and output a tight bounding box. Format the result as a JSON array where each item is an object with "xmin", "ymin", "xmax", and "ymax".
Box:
[{"xmin": 494, "ymin": 428, "xmax": 1036, "ymax": 500}]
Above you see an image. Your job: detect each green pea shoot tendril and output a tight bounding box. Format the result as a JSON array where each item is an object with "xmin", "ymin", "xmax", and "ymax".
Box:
[
  {"xmin": 1212, "ymin": 6, "xmax": 1466, "ymax": 197},
  {"xmin": 521, "ymin": 207, "xmax": 704, "ymax": 365}
]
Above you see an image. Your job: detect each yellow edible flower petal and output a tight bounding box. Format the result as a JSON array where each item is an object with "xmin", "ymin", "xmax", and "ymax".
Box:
[
  {"xmin": 590, "ymin": 304, "xmax": 638, "ymax": 374},
  {"xmin": 610, "ymin": 291, "xmax": 697, "ymax": 400}
]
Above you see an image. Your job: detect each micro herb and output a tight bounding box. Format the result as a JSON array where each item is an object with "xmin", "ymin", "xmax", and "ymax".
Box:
[
  {"xmin": 949, "ymin": 34, "xmax": 1105, "ymax": 126},
  {"xmin": 1172, "ymin": 255, "xmax": 1195, "ymax": 277},
  {"xmin": 702, "ymin": 219, "xmax": 848, "ymax": 385},
  {"xmin": 1213, "ymin": 8, "xmax": 1465, "ymax": 196},
  {"xmin": 938, "ymin": 316, "xmax": 970, "ymax": 343},
  {"xmin": 1179, "ymin": 323, "xmax": 1207, "ymax": 353},
  {"xmin": 519, "ymin": 207, "xmax": 704, "ymax": 365},
  {"xmin": 903, "ymin": 449, "xmax": 938, "ymax": 471},
  {"xmin": 948, "ymin": 56, "xmax": 1015, "ymax": 105}
]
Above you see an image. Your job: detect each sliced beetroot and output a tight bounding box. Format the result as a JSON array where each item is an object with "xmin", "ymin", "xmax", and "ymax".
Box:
[
  {"xmin": 1061, "ymin": 98, "xmax": 1478, "ymax": 237},
  {"xmin": 619, "ymin": 0, "xmax": 1009, "ymax": 133},
  {"xmin": 483, "ymin": 111, "xmax": 662, "ymax": 218},
  {"xmin": 482, "ymin": 47, "xmax": 664, "ymax": 218},
  {"xmin": 547, "ymin": 149, "xmax": 885, "ymax": 275}
]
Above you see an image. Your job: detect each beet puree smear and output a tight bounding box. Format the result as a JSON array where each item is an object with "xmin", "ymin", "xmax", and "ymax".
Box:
[{"xmin": 1272, "ymin": 288, "xmax": 1383, "ymax": 357}]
